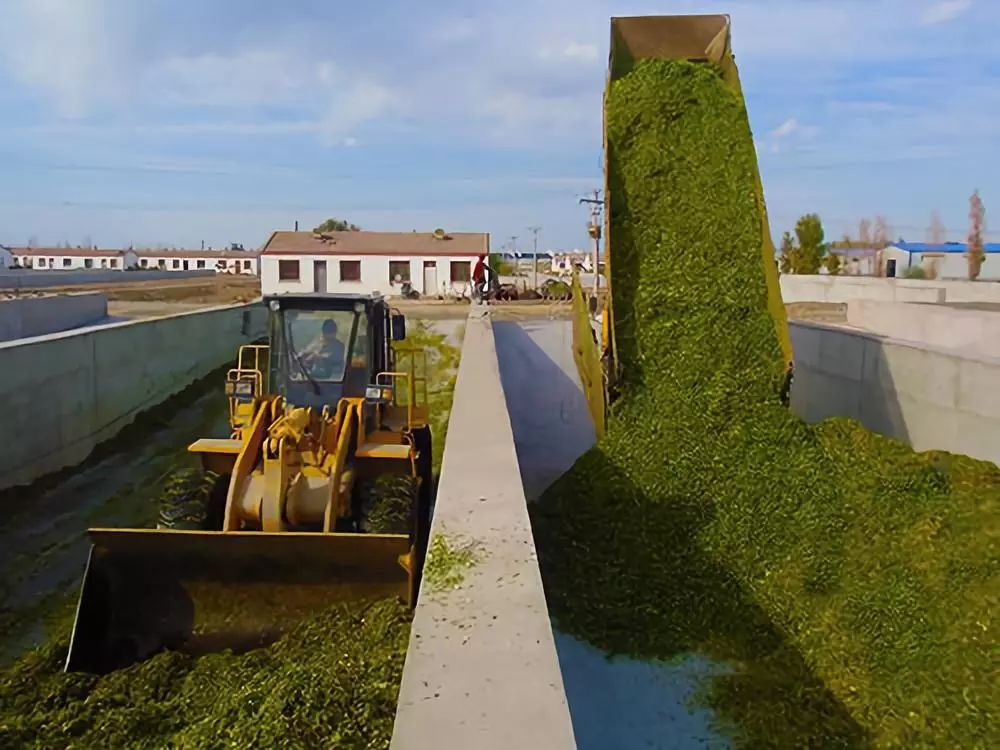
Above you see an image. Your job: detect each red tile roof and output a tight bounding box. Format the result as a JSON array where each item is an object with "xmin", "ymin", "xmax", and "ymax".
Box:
[
  {"xmin": 260, "ymin": 230, "xmax": 489, "ymax": 257},
  {"xmin": 11, "ymin": 247, "xmax": 130, "ymax": 258},
  {"xmin": 133, "ymin": 249, "xmax": 260, "ymax": 259}
]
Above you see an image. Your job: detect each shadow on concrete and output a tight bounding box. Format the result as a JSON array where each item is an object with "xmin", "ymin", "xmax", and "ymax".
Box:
[
  {"xmin": 492, "ymin": 320, "xmax": 595, "ymax": 502},
  {"xmin": 493, "ymin": 321, "xmax": 867, "ymax": 748}
]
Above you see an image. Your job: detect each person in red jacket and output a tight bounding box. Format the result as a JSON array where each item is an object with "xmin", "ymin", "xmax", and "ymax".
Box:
[{"xmin": 472, "ymin": 254, "xmax": 490, "ymax": 302}]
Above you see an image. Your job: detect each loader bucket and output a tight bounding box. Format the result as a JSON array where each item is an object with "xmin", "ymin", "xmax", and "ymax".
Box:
[{"xmin": 66, "ymin": 528, "xmax": 412, "ymax": 674}]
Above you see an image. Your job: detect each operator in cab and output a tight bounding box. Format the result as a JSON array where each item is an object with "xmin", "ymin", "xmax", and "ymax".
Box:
[{"xmin": 301, "ymin": 318, "xmax": 347, "ymax": 379}]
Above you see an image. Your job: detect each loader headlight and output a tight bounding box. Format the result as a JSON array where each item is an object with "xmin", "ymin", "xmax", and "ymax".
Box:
[
  {"xmin": 365, "ymin": 384, "xmax": 393, "ymax": 404},
  {"xmin": 269, "ymin": 300, "xmax": 280, "ymax": 311}
]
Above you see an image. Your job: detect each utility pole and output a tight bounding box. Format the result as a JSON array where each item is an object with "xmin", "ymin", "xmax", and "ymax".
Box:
[
  {"xmin": 509, "ymin": 235, "xmax": 519, "ymax": 279},
  {"xmin": 528, "ymin": 225, "xmax": 541, "ymax": 290},
  {"xmin": 579, "ymin": 189, "xmax": 603, "ymax": 310}
]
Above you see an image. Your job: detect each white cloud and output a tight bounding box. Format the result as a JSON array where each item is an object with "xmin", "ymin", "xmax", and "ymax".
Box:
[
  {"xmin": 562, "ymin": 42, "xmax": 599, "ymax": 61},
  {"xmin": 772, "ymin": 118, "xmax": 799, "ymax": 138},
  {"xmin": 920, "ymin": 0, "xmax": 973, "ymax": 26}
]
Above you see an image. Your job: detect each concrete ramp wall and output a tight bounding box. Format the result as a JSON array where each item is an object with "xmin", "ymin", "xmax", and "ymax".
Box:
[
  {"xmin": 779, "ymin": 274, "xmax": 1000, "ymax": 304},
  {"xmin": 0, "ymin": 302, "xmax": 266, "ymax": 490},
  {"xmin": 0, "ymin": 269, "xmax": 214, "ymax": 290},
  {"xmin": 846, "ymin": 300, "xmax": 1000, "ymax": 359},
  {"xmin": 391, "ymin": 311, "xmax": 576, "ymax": 750},
  {"xmin": 790, "ymin": 320, "xmax": 1000, "ymax": 466},
  {"xmin": 0, "ymin": 293, "xmax": 108, "ymax": 342}
]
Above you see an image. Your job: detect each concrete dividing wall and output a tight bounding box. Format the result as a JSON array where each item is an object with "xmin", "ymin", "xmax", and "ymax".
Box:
[
  {"xmin": 846, "ymin": 300, "xmax": 1000, "ymax": 358},
  {"xmin": 779, "ymin": 274, "xmax": 1000, "ymax": 304},
  {"xmin": 391, "ymin": 310, "xmax": 576, "ymax": 750},
  {"xmin": 0, "ymin": 269, "xmax": 213, "ymax": 290},
  {"xmin": 0, "ymin": 302, "xmax": 266, "ymax": 490},
  {"xmin": 789, "ymin": 320, "xmax": 1000, "ymax": 466},
  {"xmin": 0, "ymin": 293, "xmax": 107, "ymax": 342}
]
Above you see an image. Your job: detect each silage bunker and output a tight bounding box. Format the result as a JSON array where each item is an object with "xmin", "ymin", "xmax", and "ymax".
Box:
[{"xmin": 531, "ymin": 58, "xmax": 998, "ymax": 748}]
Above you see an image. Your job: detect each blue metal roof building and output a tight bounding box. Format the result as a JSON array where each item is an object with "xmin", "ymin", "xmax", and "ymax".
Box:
[
  {"xmin": 893, "ymin": 242, "xmax": 1000, "ymax": 254},
  {"xmin": 886, "ymin": 242, "xmax": 1000, "ymax": 280}
]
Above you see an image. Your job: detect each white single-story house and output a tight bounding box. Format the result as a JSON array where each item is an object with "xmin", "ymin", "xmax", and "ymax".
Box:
[
  {"xmin": 11, "ymin": 247, "xmax": 138, "ymax": 270},
  {"xmin": 259, "ymin": 229, "xmax": 490, "ymax": 297},
  {"xmin": 551, "ymin": 251, "xmax": 594, "ymax": 275},
  {"xmin": 134, "ymin": 249, "xmax": 259, "ymax": 275},
  {"xmin": 883, "ymin": 242, "xmax": 1000, "ymax": 280},
  {"xmin": 0, "ymin": 245, "xmax": 12, "ymax": 268},
  {"xmin": 826, "ymin": 247, "xmax": 880, "ymax": 276}
]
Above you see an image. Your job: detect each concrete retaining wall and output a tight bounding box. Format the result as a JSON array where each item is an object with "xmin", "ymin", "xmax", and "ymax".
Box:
[
  {"xmin": 0, "ymin": 269, "xmax": 214, "ymax": 290},
  {"xmin": 779, "ymin": 274, "xmax": 1000, "ymax": 304},
  {"xmin": 790, "ymin": 320, "xmax": 1000, "ymax": 466},
  {"xmin": 846, "ymin": 300, "xmax": 1000, "ymax": 359},
  {"xmin": 391, "ymin": 310, "xmax": 576, "ymax": 750},
  {"xmin": 0, "ymin": 302, "xmax": 266, "ymax": 490},
  {"xmin": 0, "ymin": 293, "xmax": 108, "ymax": 342}
]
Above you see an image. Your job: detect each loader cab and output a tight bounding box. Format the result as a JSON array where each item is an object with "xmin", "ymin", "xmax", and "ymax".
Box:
[{"xmin": 265, "ymin": 293, "xmax": 405, "ymax": 410}]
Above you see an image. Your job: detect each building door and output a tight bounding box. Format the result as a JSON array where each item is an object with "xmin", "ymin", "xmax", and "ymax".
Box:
[
  {"xmin": 886, "ymin": 259, "xmax": 897, "ymax": 278},
  {"xmin": 423, "ymin": 261, "xmax": 437, "ymax": 295},
  {"xmin": 314, "ymin": 260, "xmax": 328, "ymax": 293},
  {"xmin": 183, "ymin": 260, "xmax": 189, "ymax": 270}
]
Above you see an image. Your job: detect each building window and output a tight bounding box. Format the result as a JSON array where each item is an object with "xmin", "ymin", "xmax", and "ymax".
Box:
[
  {"xmin": 158, "ymin": 259, "xmax": 166, "ymax": 269},
  {"xmin": 100, "ymin": 259, "xmax": 107, "ymax": 268},
  {"xmin": 37, "ymin": 258, "xmax": 45, "ymax": 268},
  {"xmin": 110, "ymin": 259, "xmax": 117, "ymax": 268},
  {"xmin": 389, "ymin": 260, "xmax": 411, "ymax": 283},
  {"xmin": 244, "ymin": 260, "xmax": 251, "ymax": 270},
  {"xmin": 172, "ymin": 259, "xmax": 180, "ymax": 269},
  {"xmin": 278, "ymin": 259, "xmax": 300, "ymax": 281},
  {"xmin": 197, "ymin": 260, "xmax": 206, "ymax": 269},
  {"xmin": 450, "ymin": 260, "xmax": 471, "ymax": 283},
  {"xmin": 340, "ymin": 260, "xmax": 361, "ymax": 282},
  {"xmin": 140, "ymin": 259, "xmax": 148, "ymax": 268},
  {"xmin": 63, "ymin": 258, "xmax": 71, "ymax": 267},
  {"xmin": 84, "ymin": 259, "xmax": 94, "ymax": 269}
]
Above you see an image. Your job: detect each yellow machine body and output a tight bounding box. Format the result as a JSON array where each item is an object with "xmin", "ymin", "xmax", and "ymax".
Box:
[
  {"xmin": 67, "ymin": 300, "xmax": 433, "ymax": 673},
  {"xmin": 573, "ymin": 15, "xmax": 793, "ymax": 436}
]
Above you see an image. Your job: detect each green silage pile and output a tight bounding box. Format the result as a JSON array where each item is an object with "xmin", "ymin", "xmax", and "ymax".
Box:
[
  {"xmin": 0, "ymin": 599, "xmax": 410, "ymax": 748},
  {"xmin": 531, "ymin": 59, "xmax": 998, "ymax": 748}
]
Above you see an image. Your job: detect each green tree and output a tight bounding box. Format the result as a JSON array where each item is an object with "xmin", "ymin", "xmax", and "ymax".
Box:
[
  {"xmin": 967, "ymin": 190, "xmax": 986, "ymax": 280},
  {"xmin": 823, "ymin": 250, "xmax": 842, "ymax": 276},
  {"xmin": 778, "ymin": 231, "xmax": 794, "ymax": 274},
  {"xmin": 794, "ymin": 213, "xmax": 825, "ymax": 274},
  {"xmin": 313, "ymin": 218, "xmax": 360, "ymax": 233}
]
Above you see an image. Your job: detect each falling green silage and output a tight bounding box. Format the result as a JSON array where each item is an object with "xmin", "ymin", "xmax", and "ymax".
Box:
[{"xmin": 531, "ymin": 59, "xmax": 998, "ymax": 749}]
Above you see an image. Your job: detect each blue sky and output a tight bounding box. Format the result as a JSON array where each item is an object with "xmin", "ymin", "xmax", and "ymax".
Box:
[{"xmin": 0, "ymin": 0, "xmax": 997, "ymax": 251}]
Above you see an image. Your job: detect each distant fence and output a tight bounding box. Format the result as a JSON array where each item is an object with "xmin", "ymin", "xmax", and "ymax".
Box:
[
  {"xmin": 780, "ymin": 274, "xmax": 1000, "ymax": 305},
  {"xmin": 0, "ymin": 269, "xmax": 214, "ymax": 290},
  {"xmin": 0, "ymin": 293, "xmax": 108, "ymax": 342}
]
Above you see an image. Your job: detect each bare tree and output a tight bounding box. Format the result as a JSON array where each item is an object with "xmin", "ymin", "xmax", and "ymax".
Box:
[
  {"xmin": 968, "ymin": 189, "xmax": 986, "ymax": 280},
  {"xmin": 872, "ymin": 215, "xmax": 890, "ymax": 276},
  {"xmin": 927, "ymin": 211, "xmax": 946, "ymax": 244},
  {"xmin": 27, "ymin": 235, "xmax": 38, "ymax": 248},
  {"xmin": 858, "ymin": 218, "xmax": 872, "ymax": 247}
]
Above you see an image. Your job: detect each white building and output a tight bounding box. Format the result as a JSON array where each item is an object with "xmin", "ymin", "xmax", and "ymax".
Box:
[
  {"xmin": 0, "ymin": 245, "xmax": 12, "ymax": 268},
  {"xmin": 883, "ymin": 242, "xmax": 1000, "ymax": 280},
  {"xmin": 551, "ymin": 251, "xmax": 594, "ymax": 275},
  {"xmin": 259, "ymin": 229, "xmax": 489, "ymax": 297},
  {"xmin": 11, "ymin": 247, "xmax": 138, "ymax": 270},
  {"xmin": 134, "ymin": 248, "xmax": 259, "ymax": 275}
]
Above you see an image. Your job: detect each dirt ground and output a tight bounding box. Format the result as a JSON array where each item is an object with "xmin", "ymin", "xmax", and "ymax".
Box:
[{"xmin": 783, "ymin": 302, "xmax": 847, "ymax": 323}]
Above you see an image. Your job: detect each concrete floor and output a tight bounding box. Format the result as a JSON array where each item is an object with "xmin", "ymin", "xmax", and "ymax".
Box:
[{"xmin": 494, "ymin": 319, "xmax": 731, "ymax": 749}]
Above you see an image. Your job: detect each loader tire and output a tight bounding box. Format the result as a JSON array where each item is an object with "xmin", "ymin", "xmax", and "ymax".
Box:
[
  {"xmin": 157, "ymin": 469, "xmax": 227, "ymax": 530},
  {"xmin": 356, "ymin": 475, "xmax": 418, "ymax": 534}
]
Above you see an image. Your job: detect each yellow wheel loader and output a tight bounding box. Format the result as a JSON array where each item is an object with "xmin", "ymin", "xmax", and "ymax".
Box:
[{"xmin": 66, "ymin": 293, "xmax": 433, "ymax": 673}]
